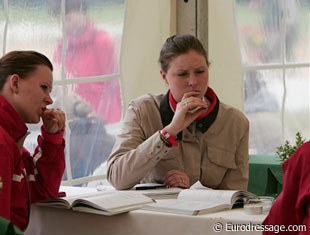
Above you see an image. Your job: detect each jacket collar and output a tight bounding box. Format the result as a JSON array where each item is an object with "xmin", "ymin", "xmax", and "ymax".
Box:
[
  {"xmin": 0, "ymin": 95, "xmax": 28, "ymax": 142},
  {"xmin": 160, "ymin": 87, "xmax": 220, "ymax": 139}
]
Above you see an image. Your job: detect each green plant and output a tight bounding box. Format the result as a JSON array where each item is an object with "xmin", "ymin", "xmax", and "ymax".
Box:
[{"xmin": 276, "ymin": 132, "xmax": 306, "ymax": 162}]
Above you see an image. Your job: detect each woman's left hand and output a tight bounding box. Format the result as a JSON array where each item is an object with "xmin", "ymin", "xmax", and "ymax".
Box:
[
  {"xmin": 42, "ymin": 108, "xmax": 66, "ymax": 134},
  {"xmin": 164, "ymin": 169, "xmax": 190, "ymax": 188}
]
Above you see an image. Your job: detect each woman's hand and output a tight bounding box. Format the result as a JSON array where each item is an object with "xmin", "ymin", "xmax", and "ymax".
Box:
[
  {"xmin": 165, "ymin": 91, "xmax": 209, "ymax": 136},
  {"xmin": 164, "ymin": 169, "xmax": 190, "ymax": 188},
  {"xmin": 42, "ymin": 108, "xmax": 66, "ymax": 134}
]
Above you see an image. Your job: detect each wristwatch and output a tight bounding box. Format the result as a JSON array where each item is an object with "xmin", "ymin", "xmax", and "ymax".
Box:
[{"xmin": 159, "ymin": 128, "xmax": 178, "ymax": 147}]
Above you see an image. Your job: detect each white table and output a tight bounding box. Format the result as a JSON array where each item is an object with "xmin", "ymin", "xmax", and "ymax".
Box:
[{"xmin": 25, "ymin": 187, "xmax": 267, "ymax": 235}]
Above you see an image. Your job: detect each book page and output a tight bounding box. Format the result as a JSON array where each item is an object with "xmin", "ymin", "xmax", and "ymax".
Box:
[
  {"xmin": 36, "ymin": 198, "xmax": 72, "ymax": 209},
  {"xmin": 73, "ymin": 203, "xmax": 145, "ymax": 216},
  {"xmin": 143, "ymin": 199, "xmax": 229, "ymax": 215},
  {"xmin": 36, "ymin": 191, "xmax": 108, "ymax": 209},
  {"xmin": 72, "ymin": 191, "xmax": 153, "ymax": 211},
  {"xmin": 177, "ymin": 189, "xmax": 239, "ymax": 206}
]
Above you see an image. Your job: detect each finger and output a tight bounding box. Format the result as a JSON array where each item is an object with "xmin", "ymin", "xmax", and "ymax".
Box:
[
  {"xmin": 186, "ymin": 102, "xmax": 208, "ymax": 113},
  {"xmin": 179, "ymin": 177, "xmax": 187, "ymax": 188},
  {"xmin": 42, "ymin": 109, "xmax": 54, "ymax": 118},
  {"xmin": 48, "ymin": 123, "xmax": 59, "ymax": 134},
  {"xmin": 43, "ymin": 109, "xmax": 59, "ymax": 119},
  {"xmin": 43, "ymin": 114, "xmax": 65, "ymax": 133},
  {"xmin": 182, "ymin": 91, "xmax": 201, "ymax": 100},
  {"xmin": 165, "ymin": 176, "xmax": 187, "ymax": 189},
  {"xmin": 164, "ymin": 173, "xmax": 176, "ymax": 185},
  {"xmin": 179, "ymin": 96, "xmax": 207, "ymax": 109},
  {"xmin": 164, "ymin": 171, "xmax": 185, "ymax": 185},
  {"xmin": 186, "ymin": 96, "xmax": 208, "ymax": 106},
  {"xmin": 187, "ymin": 108, "xmax": 209, "ymax": 121},
  {"xmin": 165, "ymin": 179, "xmax": 183, "ymax": 188},
  {"xmin": 44, "ymin": 109, "xmax": 66, "ymax": 123},
  {"xmin": 164, "ymin": 169, "xmax": 181, "ymax": 178},
  {"xmin": 164, "ymin": 170, "xmax": 184, "ymax": 183},
  {"xmin": 164, "ymin": 173, "xmax": 181, "ymax": 186},
  {"xmin": 53, "ymin": 115, "xmax": 66, "ymax": 129},
  {"xmin": 52, "ymin": 118, "xmax": 65, "ymax": 130}
]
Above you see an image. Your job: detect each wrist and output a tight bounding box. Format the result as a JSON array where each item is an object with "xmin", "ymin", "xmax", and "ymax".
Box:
[
  {"xmin": 160, "ymin": 128, "xmax": 178, "ymax": 147},
  {"xmin": 164, "ymin": 125, "xmax": 179, "ymax": 137},
  {"xmin": 41, "ymin": 126, "xmax": 64, "ymax": 145}
]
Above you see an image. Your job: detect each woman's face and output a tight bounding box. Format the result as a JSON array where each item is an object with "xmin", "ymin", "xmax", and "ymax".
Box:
[
  {"xmin": 160, "ymin": 50, "xmax": 209, "ymax": 102},
  {"xmin": 13, "ymin": 65, "xmax": 53, "ymax": 123}
]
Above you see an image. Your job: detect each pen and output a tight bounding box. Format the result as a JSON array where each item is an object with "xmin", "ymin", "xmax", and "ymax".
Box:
[{"xmin": 135, "ymin": 185, "xmax": 167, "ymax": 190}]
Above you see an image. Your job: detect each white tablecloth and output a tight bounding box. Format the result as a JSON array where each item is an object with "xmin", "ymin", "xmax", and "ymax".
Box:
[{"xmin": 25, "ymin": 186, "xmax": 267, "ymax": 235}]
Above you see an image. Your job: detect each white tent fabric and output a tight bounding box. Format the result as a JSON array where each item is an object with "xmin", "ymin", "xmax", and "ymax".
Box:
[{"xmin": 120, "ymin": 0, "xmax": 176, "ymax": 110}]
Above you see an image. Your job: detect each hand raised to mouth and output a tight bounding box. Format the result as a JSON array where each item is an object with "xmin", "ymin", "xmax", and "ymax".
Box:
[
  {"xmin": 42, "ymin": 108, "xmax": 66, "ymax": 134},
  {"xmin": 164, "ymin": 92, "xmax": 209, "ymax": 137}
]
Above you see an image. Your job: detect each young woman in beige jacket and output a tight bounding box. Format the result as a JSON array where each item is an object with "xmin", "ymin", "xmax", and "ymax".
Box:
[{"xmin": 107, "ymin": 34, "xmax": 249, "ymax": 190}]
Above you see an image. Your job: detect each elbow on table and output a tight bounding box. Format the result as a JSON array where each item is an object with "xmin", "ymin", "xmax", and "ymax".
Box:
[
  {"xmin": 107, "ymin": 167, "xmax": 135, "ymax": 190},
  {"xmin": 108, "ymin": 177, "xmax": 135, "ymax": 190}
]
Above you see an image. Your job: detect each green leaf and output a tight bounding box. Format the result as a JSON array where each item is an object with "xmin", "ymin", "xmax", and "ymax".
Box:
[{"xmin": 276, "ymin": 132, "xmax": 305, "ymax": 162}]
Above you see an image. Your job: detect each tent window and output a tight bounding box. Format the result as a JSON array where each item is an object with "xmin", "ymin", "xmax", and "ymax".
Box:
[
  {"xmin": 234, "ymin": 0, "xmax": 310, "ymax": 154},
  {"xmin": 0, "ymin": 0, "xmax": 126, "ymax": 186}
]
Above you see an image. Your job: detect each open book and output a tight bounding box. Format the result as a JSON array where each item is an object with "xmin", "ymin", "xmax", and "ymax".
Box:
[
  {"xmin": 142, "ymin": 189, "xmax": 256, "ymax": 215},
  {"xmin": 36, "ymin": 191, "xmax": 154, "ymax": 216}
]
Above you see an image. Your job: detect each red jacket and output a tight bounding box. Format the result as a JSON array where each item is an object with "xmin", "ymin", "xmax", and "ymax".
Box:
[
  {"xmin": 0, "ymin": 95, "xmax": 65, "ymax": 231},
  {"xmin": 54, "ymin": 20, "xmax": 122, "ymax": 124},
  {"xmin": 263, "ymin": 142, "xmax": 310, "ymax": 235}
]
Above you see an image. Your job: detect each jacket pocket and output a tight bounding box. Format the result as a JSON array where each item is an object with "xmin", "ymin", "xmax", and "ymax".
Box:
[
  {"xmin": 207, "ymin": 146, "xmax": 237, "ymax": 169},
  {"xmin": 200, "ymin": 146, "xmax": 237, "ymax": 188}
]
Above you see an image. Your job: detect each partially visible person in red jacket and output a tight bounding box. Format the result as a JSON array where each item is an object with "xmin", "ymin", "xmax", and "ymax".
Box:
[
  {"xmin": 0, "ymin": 50, "xmax": 66, "ymax": 231},
  {"xmin": 51, "ymin": 0, "xmax": 122, "ymax": 124},
  {"xmin": 263, "ymin": 141, "xmax": 310, "ymax": 235}
]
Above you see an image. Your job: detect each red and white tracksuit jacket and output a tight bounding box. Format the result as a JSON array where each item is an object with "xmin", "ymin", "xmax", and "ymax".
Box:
[
  {"xmin": 263, "ymin": 142, "xmax": 310, "ymax": 235},
  {"xmin": 0, "ymin": 95, "xmax": 65, "ymax": 231}
]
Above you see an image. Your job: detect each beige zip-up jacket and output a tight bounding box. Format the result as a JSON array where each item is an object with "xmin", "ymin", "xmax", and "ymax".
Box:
[{"xmin": 107, "ymin": 91, "xmax": 249, "ymax": 190}]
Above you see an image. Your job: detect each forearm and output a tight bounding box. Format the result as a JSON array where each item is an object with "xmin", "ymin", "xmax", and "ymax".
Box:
[
  {"xmin": 107, "ymin": 132, "xmax": 173, "ymax": 190},
  {"xmin": 27, "ymin": 134, "xmax": 65, "ymax": 202}
]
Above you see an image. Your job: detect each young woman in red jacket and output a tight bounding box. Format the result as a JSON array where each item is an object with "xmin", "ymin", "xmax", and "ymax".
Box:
[
  {"xmin": 0, "ymin": 51, "xmax": 66, "ymax": 231},
  {"xmin": 263, "ymin": 142, "xmax": 310, "ymax": 235}
]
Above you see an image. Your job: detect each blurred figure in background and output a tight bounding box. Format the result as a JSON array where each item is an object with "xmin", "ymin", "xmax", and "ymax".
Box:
[
  {"xmin": 244, "ymin": 73, "xmax": 283, "ymax": 155},
  {"xmin": 68, "ymin": 96, "xmax": 115, "ymax": 179},
  {"xmin": 49, "ymin": 0, "xmax": 122, "ymax": 123},
  {"xmin": 262, "ymin": 0, "xmax": 300, "ymax": 62},
  {"xmin": 51, "ymin": 88, "xmax": 115, "ymax": 180},
  {"xmin": 47, "ymin": 0, "xmax": 120, "ymax": 180}
]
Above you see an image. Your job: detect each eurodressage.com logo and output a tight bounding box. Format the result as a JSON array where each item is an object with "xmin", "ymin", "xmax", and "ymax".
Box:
[{"xmin": 213, "ymin": 222, "xmax": 307, "ymax": 233}]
